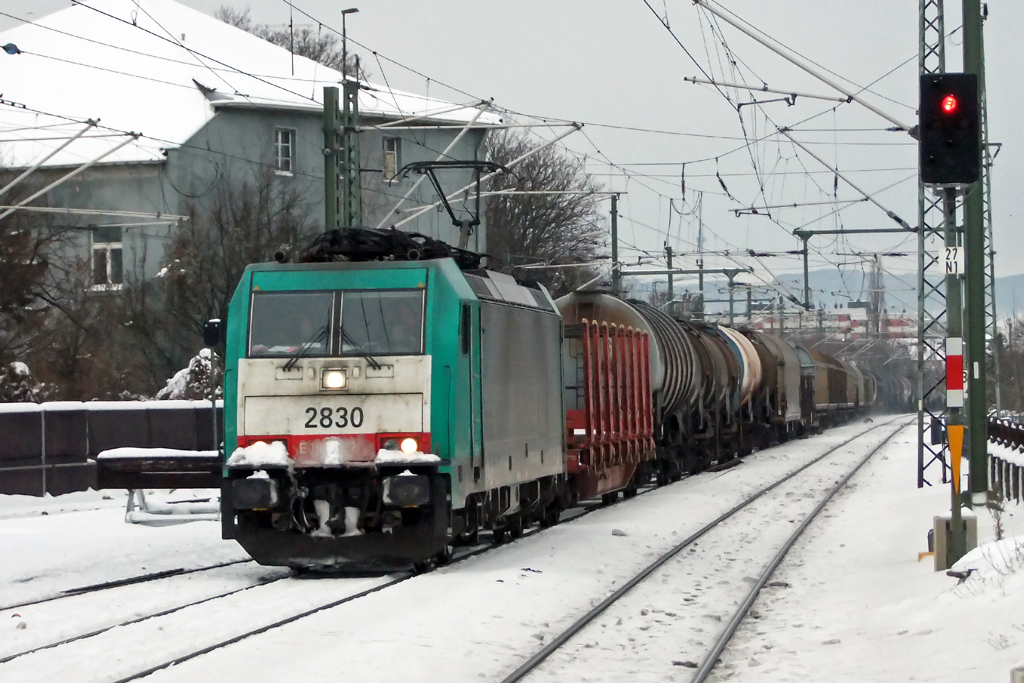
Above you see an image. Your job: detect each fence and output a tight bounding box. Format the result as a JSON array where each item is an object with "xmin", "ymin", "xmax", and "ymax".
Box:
[
  {"xmin": 0, "ymin": 400, "xmax": 221, "ymax": 496},
  {"xmin": 987, "ymin": 417, "xmax": 1024, "ymax": 505}
]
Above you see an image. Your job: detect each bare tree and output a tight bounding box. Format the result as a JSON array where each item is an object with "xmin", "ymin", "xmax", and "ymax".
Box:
[
  {"xmin": 217, "ymin": 6, "xmax": 367, "ymax": 77},
  {"xmin": 6, "ymin": 163, "xmax": 320, "ymax": 400},
  {"xmin": 484, "ymin": 129, "xmax": 607, "ymax": 297},
  {"xmin": 135, "ymin": 164, "xmax": 320, "ymax": 359},
  {"xmin": 0, "ymin": 170, "xmax": 83, "ymax": 365},
  {"xmin": 30, "ymin": 261, "xmax": 160, "ymax": 399},
  {"xmin": 997, "ymin": 317, "xmax": 1024, "ymax": 413}
]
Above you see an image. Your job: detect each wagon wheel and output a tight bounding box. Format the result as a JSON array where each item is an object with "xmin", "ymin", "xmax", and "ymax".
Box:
[
  {"xmin": 539, "ymin": 505, "xmax": 560, "ymax": 527},
  {"xmin": 461, "ymin": 502, "xmax": 480, "ymax": 546},
  {"xmin": 601, "ymin": 492, "xmax": 618, "ymax": 505},
  {"xmin": 412, "ymin": 557, "xmax": 436, "ymax": 574},
  {"xmin": 508, "ymin": 514, "xmax": 524, "ymax": 539},
  {"xmin": 435, "ymin": 543, "xmax": 454, "ymax": 566}
]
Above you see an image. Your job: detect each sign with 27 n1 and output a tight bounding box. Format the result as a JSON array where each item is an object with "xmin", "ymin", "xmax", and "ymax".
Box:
[{"xmin": 945, "ymin": 246, "xmax": 964, "ymax": 275}]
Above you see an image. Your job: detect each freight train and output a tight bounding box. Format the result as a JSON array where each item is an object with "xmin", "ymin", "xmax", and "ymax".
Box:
[{"xmin": 215, "ymin": 229, "xmax": 889, "ymax": 570}]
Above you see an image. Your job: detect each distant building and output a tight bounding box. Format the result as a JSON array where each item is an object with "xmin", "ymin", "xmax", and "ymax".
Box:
[
  {"xmin": 0, "ymin": 0, "xmax": 497, "ymax": 290},
  {"xmin": 751, "ymin": 300, "xmax": 917, "ymax": 341}
]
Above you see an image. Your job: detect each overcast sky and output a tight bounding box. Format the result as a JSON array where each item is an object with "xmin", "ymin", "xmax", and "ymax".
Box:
[{"xmin": 3, "ymin": 1, "xmax": 1021, "ymax": 308}]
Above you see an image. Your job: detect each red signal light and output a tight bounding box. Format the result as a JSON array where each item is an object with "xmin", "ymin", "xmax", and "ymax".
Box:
[{"xmin": 941, "ymin": 94, "xmax": 958, "ymax": 114}]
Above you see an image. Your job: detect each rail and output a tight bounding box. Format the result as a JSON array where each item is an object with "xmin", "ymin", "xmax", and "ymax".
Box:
[{"xmin": 498, "ymin": 418, "xmax": 907, "ymax": 683}]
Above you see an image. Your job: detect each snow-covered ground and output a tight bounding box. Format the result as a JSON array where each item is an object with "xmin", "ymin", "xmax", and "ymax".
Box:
[
  {"xmin": 0, "ymin": 489, "xmax": 245, "ymax": 609},
  {"xmin": 714, "ymin": 427, "xmax": 1024, "ymax": 682},
  {"xmin": 0, "ymin": 416, "xmax": 1021, "ymax": 682}
]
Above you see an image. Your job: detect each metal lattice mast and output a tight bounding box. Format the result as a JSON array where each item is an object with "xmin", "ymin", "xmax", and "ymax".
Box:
[
  {"xmin": 917, "ymin": 0, "xmax": 950, "ymax": 487},
  {"xmin": 341, "ymin": 78, "xmax": 362, "ymax": 229},
  {"xmin": 978, "ymin": 22, "xmax": 1001, "ymax": 415}
]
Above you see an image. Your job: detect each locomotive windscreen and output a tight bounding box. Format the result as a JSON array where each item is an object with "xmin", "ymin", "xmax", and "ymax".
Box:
[
  {"xmin": 247, "ymin": 289, "xmax": 424, "ymax": 358},
  {"xmin": 248, "ymin": 291, "xmax": 334, "ymax": 357},
  {"xmin": 341, "ymin": 290, "xmax": 424, "ymax": 356}
]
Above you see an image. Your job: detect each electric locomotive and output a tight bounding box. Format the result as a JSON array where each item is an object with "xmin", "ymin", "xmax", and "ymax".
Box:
[{"xmin": 220, "ymin": 254, "xmax": 566, "ymax": 569}]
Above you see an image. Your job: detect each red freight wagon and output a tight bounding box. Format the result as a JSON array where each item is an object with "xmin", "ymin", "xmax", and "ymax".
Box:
[{"xmin": 562, "ymin": 319, "xmax": 655, "ymax": 501}]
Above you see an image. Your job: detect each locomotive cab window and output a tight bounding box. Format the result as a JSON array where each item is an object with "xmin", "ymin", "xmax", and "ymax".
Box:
[
  {"xmin": 341, "ymin": 290, "xmax": 424, "ymax": 356},
  {"xmin": 248, "ymin": 291, "xmax": 334, "ymax": 357}
]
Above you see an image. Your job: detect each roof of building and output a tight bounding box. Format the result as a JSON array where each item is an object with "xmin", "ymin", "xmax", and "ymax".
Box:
[{"xmin": 0, "ymin": 0, "xmax": 498, "ymax": 168}]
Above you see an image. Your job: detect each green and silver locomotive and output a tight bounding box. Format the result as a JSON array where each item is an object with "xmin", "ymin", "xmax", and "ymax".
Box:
[{"xmin": 221, "ymin": 254, "xmax": 566, "ymax": 569}]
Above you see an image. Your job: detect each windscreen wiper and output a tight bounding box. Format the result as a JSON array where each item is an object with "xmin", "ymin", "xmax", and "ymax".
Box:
[
  {"xmin": 283, "ymin": 324, "xmax": 329, "ymax": 371},
  {"xmin": 340, "ymin": 328, "xmax": 382, "ymax": 370}
]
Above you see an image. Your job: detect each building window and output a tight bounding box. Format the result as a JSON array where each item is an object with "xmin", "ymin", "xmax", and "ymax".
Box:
[
  {"xmin": 383, "ymin": 137, "xmax": 400, "ymax": 181},
  {"xmin": 274, "ymin": 128, "xmax": 295, "ymax": 174},
  {"xmin": 91, "ymin": 225, "xmax": 123, "ymax": 289}
]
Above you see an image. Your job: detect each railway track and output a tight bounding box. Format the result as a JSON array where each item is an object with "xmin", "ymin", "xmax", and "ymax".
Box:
[
  {"xmin": 0, "ymin": 559, "xmax": 254, "ymax": 613},
  {"xmin": 1, "ymin": 420, "xmax": 900, "ymax": 682},
  {"xmin": 497, "ymin": 416, "xmax": 911, "ymax": 683},
  {"xmin": 101, "ymin": 487, "xmax": 670, "ymax": 683},
  {"xmin": 0, "ymin": 474, "xmax": 659, "ymax": 682}
]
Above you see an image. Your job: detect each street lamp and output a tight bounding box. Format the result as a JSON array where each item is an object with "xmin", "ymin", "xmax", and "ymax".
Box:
[{"xmin": 341, "ymin": 8, "xmax": 359, "ymax": 81}]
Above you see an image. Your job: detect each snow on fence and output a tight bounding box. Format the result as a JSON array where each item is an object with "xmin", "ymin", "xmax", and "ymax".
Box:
[
  {"xmin": 0, "ymin": 400, "xmax": 221, "ymax": 497},
  {"xmin": 987, "ymin": 418, "xmax": 1024, "ymax": 506}
]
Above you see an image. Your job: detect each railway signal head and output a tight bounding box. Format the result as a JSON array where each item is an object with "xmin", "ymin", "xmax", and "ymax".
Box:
[{"xmin": 919, "ymin": 73, "xmax": 981, "ymax": 185}]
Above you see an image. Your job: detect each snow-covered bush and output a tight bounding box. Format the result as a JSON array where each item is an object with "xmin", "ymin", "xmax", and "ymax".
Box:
[
  {"xmin": 0, "ymin": 361, "xmax": 55, "ymax": 403},
  {"xmin": 155, "ymin": 349, "xmax": 221, "ymax": 400}
]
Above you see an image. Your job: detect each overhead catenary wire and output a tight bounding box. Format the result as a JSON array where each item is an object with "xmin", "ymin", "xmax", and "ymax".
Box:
[
  {"xmin": 683, "ymin": 14, "xmax": 917, "ymax": 304},
  {"xmin": 72, "ymin": 0, "xmax": 319, "ymax": 104},
  {"xmin": 4, "ymin": 1, "xmax": 921, "ymax": 310}
]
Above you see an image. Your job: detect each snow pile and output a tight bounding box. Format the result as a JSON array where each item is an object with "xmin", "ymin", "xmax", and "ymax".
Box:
[
  {"xmin": 343, "ymin": 506, "xmax": 363, "ymax": 536},
  {"xmin": 311, "ymin": 499, "xmax": 332, "ymax": 537},
  {"xmin": 375, "ymin": 449, "xmax": 441, "ymax": 465},
  {"xmin": 950, "ymin": 534, "xmax": 1024, "ymax": 589},
  {"xmin": 96, "ymin": 448, "xmax": 217, "ymax": 460},
  {"xmin": 309, "ymin": 502, "xmax": 364, "ymax": 537},
  {"xmin": 156, "ymin": 349, "xmax": 219, "ymax": 400},
  {"xmin": 0, "ymin": 361, "xmax": 55, "ymax": 403},
  {"xmin": 989, "ymin": 440, "xmax": 1024, "ymax": 467},
  {"xmin": 227, "ymin": 441, "xmax": 290, "ymax": 466}
]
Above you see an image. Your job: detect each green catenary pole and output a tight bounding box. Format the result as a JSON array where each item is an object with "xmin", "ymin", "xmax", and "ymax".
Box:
[
  {"xmin": 341, "ymin": 75, "xmax": 362, "ymax": 228},
  {"xmin": 324, "ymin": 87, "xmax": 339, "ymax": 231},
  {"xmin": 962, "ymin": 0, "xmax": 989, "ymax": 508},
  {"xmin": 944, "ymin": 186, "xmax": 966, "ymax": 563}
]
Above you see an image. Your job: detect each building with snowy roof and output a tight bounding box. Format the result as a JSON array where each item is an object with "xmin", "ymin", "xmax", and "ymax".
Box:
[{"xmin": 0, "ymin": 0, "xmax": 498, "ymax": 289}]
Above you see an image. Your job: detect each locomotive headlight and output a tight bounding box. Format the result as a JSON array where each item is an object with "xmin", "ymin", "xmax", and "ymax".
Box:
[
  {"xmin": 400, "ymin": 437, "xmax": 418, "ymax": 454},
  {"xmin": 322, "ymin": 369, "xmax": 347, "ymax": 389}
]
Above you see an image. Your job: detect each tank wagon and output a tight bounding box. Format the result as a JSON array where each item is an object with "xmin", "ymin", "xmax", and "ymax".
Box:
[
  {"xmin": 201, "ymin": 230, "xmax": 887, "ymax": 570},
  {"xmin": 555, "ymin": 292, "xmax": 864, "ymax": 478}
]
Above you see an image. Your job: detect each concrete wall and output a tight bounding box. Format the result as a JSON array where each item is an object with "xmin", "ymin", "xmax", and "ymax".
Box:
[{"xmin": 0, "ymin": 401, "xmax": 220, "ymax": 496}]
